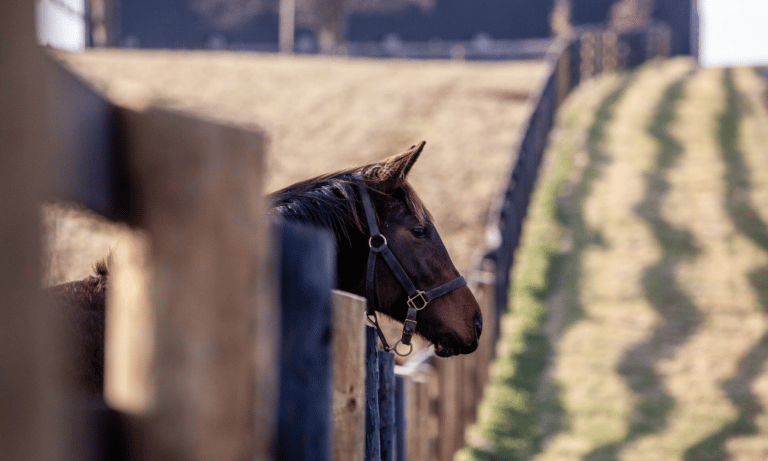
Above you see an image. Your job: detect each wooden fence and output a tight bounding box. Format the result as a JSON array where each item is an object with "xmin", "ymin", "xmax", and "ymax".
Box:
[{"xmin": 4, "ymin": 0, "xmax": 672, "ymax": 457}]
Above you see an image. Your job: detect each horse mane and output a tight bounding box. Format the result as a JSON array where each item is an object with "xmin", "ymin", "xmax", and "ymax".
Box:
[{"xmin": 269, "ymin": 166, "xmax": 431, "ymax": 243}]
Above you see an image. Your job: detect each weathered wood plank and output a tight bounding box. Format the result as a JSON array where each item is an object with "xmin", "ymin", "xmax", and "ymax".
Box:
[
  {"xmin": 105, "ymin": 105, "xmax": 274, "ymax": 460},
  {"xmin": 332, "ymin": 290, "xmax": 366, "ymax": 461},
  {"xmin": 0, "ymin": 1, "xmax": 72, "ymax": 459}
]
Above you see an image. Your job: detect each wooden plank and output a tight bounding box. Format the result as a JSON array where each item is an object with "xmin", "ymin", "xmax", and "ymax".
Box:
[
  {"xmin": 0, "ymin": 1, "xmax": 75, "ymax": 459},
  {"xmin": 105, "ymin": 105, "xmax": 275, "ymax": 461},
  {"xmin": 427, "ymin": 366, "xmax": 440, "ymax": 461},
  {"xmin": 405, "ymin": 374, "xmax": 432, "ymax": 461},
  {"xmin": 45, "ymin": 58, "xmax": 117, "ymax": 217},
  {"xmin": 453, "ymin": 357, "xmax": 467, "ymax": 453},
  {"xmin": 366, "ymin": 326, "xmax": 381, "ymax": 461},
  {"xmin": 378, "ymin": 351, "xmax": 396, "ymax": 461},
  {"xmin": 555, "ymin": 43, "xmax": 572, "ymax": 108},
  {"xmin": 462, "ymin": 354, "xmax": 477, "ymax": 434},
  {"xmin": 277, "ymin": 222, "xmax": 335, "ymax": 461},
  {"xmin": 435, "ymin": 358, "xmax": 455, "ymax": 461},
  {"xmin": 473, "ymin": 269, "xmax": 497, "ymax": 393},
  {"xmin": 332, "ymin": 290, "xmax": 366, "ymax": 461},
  {"xmin": 104, "ymin": 232, "xmax": 154, "ymax": 413}
]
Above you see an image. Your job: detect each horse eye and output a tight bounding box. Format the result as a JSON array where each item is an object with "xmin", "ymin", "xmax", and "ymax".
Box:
[{"xmin": 411, "ymin": 227, "xmax": 427, "ymax": 239}]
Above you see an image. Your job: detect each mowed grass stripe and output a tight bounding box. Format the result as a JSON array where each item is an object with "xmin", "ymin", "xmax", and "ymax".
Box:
[
  {"xmin": 680, "ymin": 68, "xmax": 768, "ymax": 460},
  {"xmin": 539, "ymin": 59, "xmax": 695, "ymax": 461},
  {"xmin": 626, "ymin": 66, "xmax": 737, "ymax": 460},
  {"xmin": 457, "ymin": 70, "xmax": 633, "ymax": 461}
]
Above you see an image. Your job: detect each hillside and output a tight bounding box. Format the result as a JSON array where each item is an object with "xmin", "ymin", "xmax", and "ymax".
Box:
[
  {"xmin": 46, "ymin": 50, "xmax": 546, "ymax": 285},
  {"xmin": 460, "ymin": 58, "xmax": 768, "ymax": 460}
]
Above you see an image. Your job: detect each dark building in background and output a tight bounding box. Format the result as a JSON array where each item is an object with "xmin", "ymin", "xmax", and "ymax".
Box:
[
  {"xmin": 571, "ymin": 0, "xmax": 615, "ymax": 24},
  {"xmin": 569, "ymin": 0, "xmax": 692, "ymax": 56},
  {"xmin": 120, "ymin": 2, "xmax": 281, "ymax": 49},
  {"xmin": 117, "ymin": 0, "xmax": 554, "ymax": 50},
  {"xmin": 114, "ymin": 0, "xmax": 691, "ymax": 55},
  {"xmin": 347, "ymin": 0, "xmax": 554, "ymax": 42},
  {"xmin": 653, "ymin": 0, "xmax": 691, "ymax": 55}
]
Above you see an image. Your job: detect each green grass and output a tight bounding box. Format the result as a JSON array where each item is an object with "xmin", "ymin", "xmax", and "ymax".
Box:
[
  {"xmin": 458, "ymin": 60, "xmax": 768, "ymax": 461},
  {"xmin": 457, "ymin": 72, "xmax": 633, "ymax": 461}
]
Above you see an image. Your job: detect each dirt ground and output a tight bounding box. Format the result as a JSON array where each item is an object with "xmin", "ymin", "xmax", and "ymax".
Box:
[{"xmin": 44, "ymin": 49, "xmax": 547, "ymax": 284}]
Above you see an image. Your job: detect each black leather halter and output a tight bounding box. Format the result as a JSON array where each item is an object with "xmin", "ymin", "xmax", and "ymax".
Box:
[{"xmin": 354, "ymin": 175, "xmax": 467, "ymax": 356}]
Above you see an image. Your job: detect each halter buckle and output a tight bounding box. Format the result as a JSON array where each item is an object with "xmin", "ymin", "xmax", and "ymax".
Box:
[
  {"xmin": 407, "ymin": 291, "xmax": 429, "ymax": 310},
  {"xmin": 368, "ymin": 235, "xmax": 387, "ymax": 249}
]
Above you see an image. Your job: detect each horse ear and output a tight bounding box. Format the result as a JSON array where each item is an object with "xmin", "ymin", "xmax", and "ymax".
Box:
[{"xmin": 365, "ymin": 141, "xmax": 426, "ymax": 191}]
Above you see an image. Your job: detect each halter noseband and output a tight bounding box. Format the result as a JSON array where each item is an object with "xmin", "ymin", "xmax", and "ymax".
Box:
[{"xmin": 354, "ymin": 175, "xmax": 467, "ymax": 356}]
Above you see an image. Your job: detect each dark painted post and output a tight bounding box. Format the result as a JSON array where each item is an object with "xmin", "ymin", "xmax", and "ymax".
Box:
[
  {"xmin": 277, "ymin": 222, "xmax": 335, "ymax": 460},
  {"xmin": 395, "ymin": 376, "xmax": 407, "ymax": 461},
  {"xmin": 365, "ymin": 326, "xmax": 381, "ymax": 461},
  {"xmin": 378, "ymin": 351, "xmax": 396, "ymax": 461}
]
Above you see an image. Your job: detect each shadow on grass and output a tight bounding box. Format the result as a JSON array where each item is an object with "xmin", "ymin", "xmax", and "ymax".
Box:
[
  {"xmin": 681, "ymin": 68, "xmax": 768, "ymax": 461},
  {"xmin": 460, "ymin": 75, "xmax": 636, "ymax": 461},
  {"xmin": 583, "ymin": 69, "xmax": 700, "ymax": 461}
]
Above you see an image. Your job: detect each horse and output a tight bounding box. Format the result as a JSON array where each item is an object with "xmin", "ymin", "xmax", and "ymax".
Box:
[
  {"xmin": 270, "ymin": 141, "xmax": 482, "ymax": 357},
  {"xmin": 46, "ymin": 260, "xmax": 109, "ymax": 394},
  {"xmin": 49, "ymin": 140, "xmax": 482, "ymax": 393}
]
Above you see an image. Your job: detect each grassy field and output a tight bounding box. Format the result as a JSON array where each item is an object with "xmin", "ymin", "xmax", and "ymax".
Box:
[
  {"xmin": 459, "ymin": 58, "xmax": 768, "ymax": 461},
  {"xmin": 46, "ymin": 50, "xmax": 547, "ymax": 284}
]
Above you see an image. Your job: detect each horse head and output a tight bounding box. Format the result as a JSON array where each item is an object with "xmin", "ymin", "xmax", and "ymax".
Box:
[
  {"xmin": 350, "ymin": 142, "xmax": 482, "ymax": 357},
  {"xmin": 272, "ymin": 141, "xmax": 482, "ymax": 357}
]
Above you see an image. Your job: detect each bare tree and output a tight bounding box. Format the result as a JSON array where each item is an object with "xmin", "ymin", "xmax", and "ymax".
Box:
[{"xmin": 609, "ymin": 0, "xmax": 656, "ymax": 31}]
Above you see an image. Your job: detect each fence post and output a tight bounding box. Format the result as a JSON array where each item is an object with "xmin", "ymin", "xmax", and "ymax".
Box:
[
  {"xmin": 404, "ymin": 365, "xmax": 434, "ymax": 461},
  {"xmin": 555, "ymin": 43, "xmax": 572, "ymax": 108},
  {"xmin": 366, "ymin": 326, "xmax": 382, "ymax": 461},
  {"xmin": 0, "ymin": 1, "xmax": 75, "ymax": 459},
  {"xmin": 332, "ymin": 290, "xmax": 367, "ymax": 461},
  {"xmin": 436, "ymin": 358, "xmax": 459, "ymax": 461},
  {"xmin": 395, "ymin": 376, "xmax": 407, "ymax": 461},
  {"xmin": 378, "ymin": 351, "xmax": 396, "ymax": 461},
  {"xmin": 277, "ymin": 222, "xmax": 335, "ymax": 460},
  {"xmin": 104, "ymin": 106, "xmax": 275, "ymax": 461}
]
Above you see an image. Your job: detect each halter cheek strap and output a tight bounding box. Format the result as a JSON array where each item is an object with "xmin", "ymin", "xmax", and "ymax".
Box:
[{"xmin": 355, "ymin": 175, "xmax": 467, "ymax": 356}]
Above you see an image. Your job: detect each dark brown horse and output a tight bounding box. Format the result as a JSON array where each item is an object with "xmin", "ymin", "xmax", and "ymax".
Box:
[
  {"xmin": 46, "ymin": 260, "xmax": 108, "ymax": 394},
  {"xmin": 271, "ymin": 141, "xmax": 482, "ymax": 357},
  {"xmin": 50, "ymin": 141, "xmax": 482, "ymax": 393}
]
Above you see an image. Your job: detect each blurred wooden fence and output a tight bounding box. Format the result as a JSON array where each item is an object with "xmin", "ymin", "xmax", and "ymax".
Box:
[{"xmin": 4, "ymin": 0, "xmax": 672, "ymax": 457}]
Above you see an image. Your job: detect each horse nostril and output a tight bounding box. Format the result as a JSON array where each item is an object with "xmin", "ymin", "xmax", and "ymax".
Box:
[{"xmin": 473, "ymin": 311, "xmax": 483, "ymax": 341}]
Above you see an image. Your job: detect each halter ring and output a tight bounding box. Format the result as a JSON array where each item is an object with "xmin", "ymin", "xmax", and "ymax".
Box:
[
  {"xmin": 369, "ymin": 235, "xmax": 387, "ymax": 249},
  {"xmin": 407, "ymin": 291, "xmax": 429, "ymax": 310},
  {"xmin": 389, "ymin": 339, "xmax": 414, "ymax": 357}
]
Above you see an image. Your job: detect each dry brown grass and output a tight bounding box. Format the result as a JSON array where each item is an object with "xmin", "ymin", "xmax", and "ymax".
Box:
[{"xmin": 45, "ymin": 50, "xmax": 547, "ymax": 283}]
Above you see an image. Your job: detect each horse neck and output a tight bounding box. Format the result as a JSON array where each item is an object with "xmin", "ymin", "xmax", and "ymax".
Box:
[{"xmin": 334, "ymin": 224, "xmax": 370, "ymax": 296}]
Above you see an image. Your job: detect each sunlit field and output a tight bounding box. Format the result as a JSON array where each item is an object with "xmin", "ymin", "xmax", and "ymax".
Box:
[
  {"xmin": 461, "ymin": 59, "xmax": 768, "ymax": 461},
  {"xmin": 47, "ymin": 50, "xmax": 548, "ymax": 283}
]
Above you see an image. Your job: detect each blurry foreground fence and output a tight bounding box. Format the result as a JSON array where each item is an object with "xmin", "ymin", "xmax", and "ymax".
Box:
[{"xmin": 3, "ymin": 0, "xmax": 670, "ymax": 457}]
